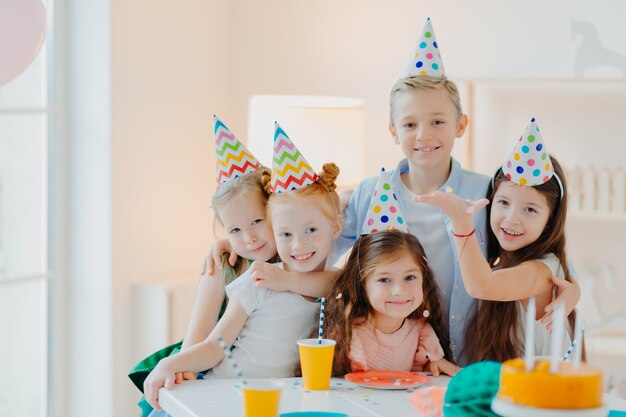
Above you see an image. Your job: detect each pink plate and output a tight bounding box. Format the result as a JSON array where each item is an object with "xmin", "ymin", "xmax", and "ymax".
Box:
[{"xmin": 345, "ymin": 370, "xmax": 431, "ymax": 390}]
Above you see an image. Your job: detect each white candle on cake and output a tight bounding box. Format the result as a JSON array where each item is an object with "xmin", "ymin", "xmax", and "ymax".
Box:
[
  {"xmin": 525, "ymin": 297, "xmax": 536, "ymax": 371},
  {"xmin": 572, "ymin": 313, "xmax": 583, "ymax": 369},
  {"xmin": 550, "ymin": 302, "xmax": 565, "ymax": 373}
]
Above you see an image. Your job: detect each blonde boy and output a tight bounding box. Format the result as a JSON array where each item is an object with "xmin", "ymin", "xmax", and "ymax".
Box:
[{"xmin": 332, "ymin": 76, "xmax": 488, "ymax": 366}]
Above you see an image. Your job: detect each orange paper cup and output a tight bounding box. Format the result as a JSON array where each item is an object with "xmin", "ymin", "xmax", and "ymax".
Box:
[
  {"xmin": 297, "ymin": 338, "xmax": 336, "ymax": 390},
  {"xmin": 242, "ymin": 379, "xmax": 284, "ymax": 417}
]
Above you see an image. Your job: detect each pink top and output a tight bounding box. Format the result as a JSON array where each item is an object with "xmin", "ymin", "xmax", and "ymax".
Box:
[{"xmin": 349, "ymin": 319, "xmax": 444, "ymax": 372}]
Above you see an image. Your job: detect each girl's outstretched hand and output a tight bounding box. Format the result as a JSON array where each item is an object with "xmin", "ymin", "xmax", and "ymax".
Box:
[
  {"xmin": 251, "ymin": 261, "xmax": 291, "ymax": 292},
  {"xmin": 428, "ymin": 358, "xmax": 461, "ymax": 377},
  {"xmin": 202, "ymin": 239, "xmax": 236, "ymax": 276},
  {"xmin": 144, "ymin": 358, "xmax": 177, "ymax": 411},
  {"xmin": 413, "ymin": 191, "xmax": 490, "ymax": 224},
  {"xmin": 540, "ymin": 275, "xmax": 581, "ymax": 332}
]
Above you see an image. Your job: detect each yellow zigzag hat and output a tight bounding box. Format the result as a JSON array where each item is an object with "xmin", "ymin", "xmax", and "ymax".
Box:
[
  {"xmin": 214, "ymin": 115, "xmax": 262, "ymax": 184},
  {"xmin": 270, "ymin": 122, "xmax": 318, "ymax": 193}
]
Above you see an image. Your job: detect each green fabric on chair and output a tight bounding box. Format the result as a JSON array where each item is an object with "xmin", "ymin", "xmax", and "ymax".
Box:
[
  {"xmin": 129, "ymin": 341, "xmax": 184, "ymax": 417},
  {"xmin": 443, "ymin": 361, "xmax": 502, "ymax": 417},
  {"xmin": 129, "ymin": 341, "xmax": 183, "ymax": 393},
  {"xmin": 131, "ymin": 253, "xmax": 239, "ymax": 415}
]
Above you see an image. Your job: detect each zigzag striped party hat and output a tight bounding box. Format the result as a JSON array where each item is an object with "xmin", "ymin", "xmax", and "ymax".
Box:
[
  {"xmin": 270, "ymin": 122, "xmax": 318, "ymax": 193},
  {"xmin": 402, "ymin": 18, "xmax": 446, "ymax": 78},
  {"xmin": 214, "ymin": 115, "xmax": 262, "ymax": 184},
  {"xmin": 361, "ymin": 168, "xmax": 408, "ymax": 235}
]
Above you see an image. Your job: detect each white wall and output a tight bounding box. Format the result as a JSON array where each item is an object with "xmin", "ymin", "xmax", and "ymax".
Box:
[
  {"xmin": 227, "ymin": 0, "xmax": 626, "ymax": 174},
  {"xmin": 110, "ymin": 1, "xmax": 234, "ymax": 415},
  {"xmin": 67, "ymin": 1, "xmax": 233, "ymax": 416}
]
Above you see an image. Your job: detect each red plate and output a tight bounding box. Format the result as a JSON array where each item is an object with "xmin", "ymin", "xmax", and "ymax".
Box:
[{"xmin": 344, "ymin": 370, "xmax": 431, "ymax": 390}]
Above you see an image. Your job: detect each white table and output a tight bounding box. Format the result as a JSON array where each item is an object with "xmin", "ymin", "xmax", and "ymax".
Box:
[
  {"xmin": 158, "ymin": 376, "xmax": 626, "ymax": 417},
  {"xmin": 159, "ymin": 376, "xmax": 448, "ymax": 417}
]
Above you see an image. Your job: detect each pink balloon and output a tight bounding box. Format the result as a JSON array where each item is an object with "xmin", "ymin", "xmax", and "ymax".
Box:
[{"xmin": 0, "ymin": 0, "xmax": 46, "ymax": 86}]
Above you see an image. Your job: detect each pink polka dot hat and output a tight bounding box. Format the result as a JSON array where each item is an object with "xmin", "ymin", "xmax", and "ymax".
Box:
[
  {"xmin": 402, "ymin": 18, "xmax": 446, "ymax": 78},
  {"xmin": 501, "ymin": 117, "xmax": 557, "ymax": 187},
  {"xmin": 361, "ymin": 168, "xmax": 408, "ymax": 235}
]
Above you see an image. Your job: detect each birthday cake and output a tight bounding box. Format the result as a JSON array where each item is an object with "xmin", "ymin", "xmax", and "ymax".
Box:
[{"xmin": 497, "ymin": 358, "xmax": 603, "ymax": 409}]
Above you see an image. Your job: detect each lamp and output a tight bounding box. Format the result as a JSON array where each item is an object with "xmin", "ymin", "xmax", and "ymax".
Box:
[{"xmin": 247, "ymin": 95, "xmax": 366, "ymax": 188}]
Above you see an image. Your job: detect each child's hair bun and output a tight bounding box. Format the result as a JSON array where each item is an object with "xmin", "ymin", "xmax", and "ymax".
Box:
[
  {"xmin": 319, "ymin": 162, "xmax": 340, "ymax": 192},
  {"xmin": 260, "ymin": 167, "xmax": 272, "ymax": 195}
]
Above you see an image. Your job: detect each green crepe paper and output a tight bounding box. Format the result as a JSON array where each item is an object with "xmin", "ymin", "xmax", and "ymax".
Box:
[{"xmin": 443, "ymin": 361, "xmax": 502, "ymax": 417}]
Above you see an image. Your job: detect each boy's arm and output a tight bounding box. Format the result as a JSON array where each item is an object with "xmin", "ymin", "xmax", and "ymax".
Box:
[
  {"xmin": 251, "ymin": 262, "xmax": 337, "ymax": 297},
  {"xmin": 144, "ymin": 295, "xmax": 248, "ymax": 410}
]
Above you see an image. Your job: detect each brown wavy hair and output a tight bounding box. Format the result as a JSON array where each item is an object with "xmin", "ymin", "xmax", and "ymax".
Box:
[
  {"xmin": 320, "ymin": 230, "xmax": 451, "ymax": 376},
  {"xmin": 463, "ymin": 155, "xmax": 580, "ymax": 362}
]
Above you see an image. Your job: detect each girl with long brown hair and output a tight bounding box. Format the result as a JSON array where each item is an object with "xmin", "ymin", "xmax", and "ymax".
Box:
[
  {"xmin": 416, "ymin": 118, "xmax": 578, "ymax": 363},
  {"xmin": 323, "ymin": 229, "xmax": 459, "ymax": 377}
]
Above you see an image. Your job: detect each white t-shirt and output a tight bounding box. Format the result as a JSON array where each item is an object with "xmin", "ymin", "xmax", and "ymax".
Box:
[
  {"xmin": 517, "ymin": 254, "xmax": 572, "ymax": 357},
  {"xmin": 206, "ymin": 263, "xmax": 320, "ymax": 379}
]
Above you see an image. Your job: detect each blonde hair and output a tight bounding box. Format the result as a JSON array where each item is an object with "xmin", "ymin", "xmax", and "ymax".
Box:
[
  {"xmin": 265, "ymin": 163, "xmax": 341, "ymax": 223},
  {"xmin": 389, "ymin": 76, "xmax": 463, "ymax": 125},
  {"xmin": 212, "ymin": 167, "xmax": 271, "ymax": 225},
  {"xmin": 211, "ymin": 167, "xmax": 274, "ymax": 280}
]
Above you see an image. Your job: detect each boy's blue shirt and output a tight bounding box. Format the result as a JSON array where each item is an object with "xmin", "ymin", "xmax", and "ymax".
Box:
[{"xmin": 331, "ymin": 157, "xmax": 490, "ymax": 366}]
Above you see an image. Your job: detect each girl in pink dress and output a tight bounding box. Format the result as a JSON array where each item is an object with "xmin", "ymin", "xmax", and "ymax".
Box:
[{"xmin": 324, "ymin": 229, "xmax": 460, "ymax": 377}]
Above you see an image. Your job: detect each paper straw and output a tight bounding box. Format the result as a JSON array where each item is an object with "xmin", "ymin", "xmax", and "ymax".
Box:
[
  {"xmin": 572, "ymin": 315, "xmax": 584, "ymax": 369},
  {"xmin": 217, "ymin": 336, "xmax": 246, "ymax": 385},
  {"xmin": 318, "ymin": 297, "xmax": 325, "ymax": 344},
  {"xmin": 561, "ymin": 326, "xmax": 581, "ymax": 360},
  {"xmin": 562, "ymin": 338, "xmax": 576, "ymax": 361},
  {"xmin": 524, "ymin": 297, "xmax": 536, "ymax": 371},
  {"xmin": 549, "ymin": 302, "xmax": 565, "ymax": 373}
]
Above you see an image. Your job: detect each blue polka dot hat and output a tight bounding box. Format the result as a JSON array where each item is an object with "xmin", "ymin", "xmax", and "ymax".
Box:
[
  {"xmin": 502, "ymin": 117, "xmax": 556, "ymax": 187},
  {"xmin": 361, "ymin": 168, "xmax": 408, "ymax": 235},
  {"xmin": 402, "ymin": 17, "xmax": 446, "ymax": 78}
]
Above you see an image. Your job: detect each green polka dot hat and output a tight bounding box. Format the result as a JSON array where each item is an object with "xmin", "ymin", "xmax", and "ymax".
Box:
[
  {"xmin": 502, "ymin": 117, "xmax": 557, "ymax": 187},
  {"xmin": 361, "ymin": 168, "xmax": 408, "ymax": 235},
  {"xmin": 403, "ymin": 18, "xmax": 446, "ymax": 78}
]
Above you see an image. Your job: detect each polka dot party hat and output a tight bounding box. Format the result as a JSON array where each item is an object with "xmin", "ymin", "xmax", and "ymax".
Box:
[
  {"xmin": 502, "ymin": 117, "xmax": 556, "ymax": 187},
  {"xmin": 361, "ymin": 168, "xmax": 408, "ymax": 235},
  {"xmin": 270, "ymin": 121, "xmax": 318, "ymax": 193},
  {"xmin": 214, "ymin": 115, "xmax": 262, "ymax": 185},
  {"xmin": 402, "ymin": 18, "xmax": 446, "ymax": 78}
]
